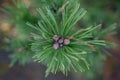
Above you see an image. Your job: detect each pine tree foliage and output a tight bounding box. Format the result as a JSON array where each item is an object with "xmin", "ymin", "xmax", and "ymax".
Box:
[
  {"xmin": 27, "ymin": 0, "xmax": 115, "ymax": 77},
  {"xmin": 1, "ymin": 0, "xmax": 117, "ymax": 77},
  {"xmin": 1, "ymin": 0, "xmax": 37, "ymax": 66}
]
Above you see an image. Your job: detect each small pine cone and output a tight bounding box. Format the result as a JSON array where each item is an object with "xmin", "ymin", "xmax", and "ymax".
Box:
[
  {"xmin": 64, "ymin": 39, "xmax": 70, "ymax": 45},
  {"xmin": 53, "ymin": 43, "xmax": 59, "ymax": 49},
  {"xmin": 53, "ymin": 35, "xmax": 60, "ymax": 41},
  {"xmin": 58, "ymin": 38, "xmax": 64, "ymax": 44}
]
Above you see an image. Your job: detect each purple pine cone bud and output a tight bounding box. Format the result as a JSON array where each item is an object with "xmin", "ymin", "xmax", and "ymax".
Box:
[
  {"xmin": 53, "ymin": 43, "xmax": 59, "ymax": 50},
  {"xmin": 58, "ymin": 38, "xmax": 64, "ymax": 43},
  {"xmin": 53, "ymin": 35, "xmax": 60, "ymax": 41},
  {"xmin": 64, "ymin": 39, "xmax": 70, "ymax": 45}
]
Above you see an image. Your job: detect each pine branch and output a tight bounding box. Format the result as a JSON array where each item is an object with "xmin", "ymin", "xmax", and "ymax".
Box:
[
  {"xmin": 29, "ymin": 0, "xmax": 113, "ymax": 77},
  {"xmin": 1, "ymin": 0, "xmax": 116, "ymax": 77}
]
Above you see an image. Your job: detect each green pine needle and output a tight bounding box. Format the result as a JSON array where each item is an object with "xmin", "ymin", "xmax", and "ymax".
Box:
[{"xmin": 29, "ymin": 0, "xmax": 112, "ymax": 77}]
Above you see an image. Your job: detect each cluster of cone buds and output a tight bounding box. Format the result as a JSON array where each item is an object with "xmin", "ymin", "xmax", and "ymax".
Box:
[{"xmin": 53, "ymin": 35, "xmax": 70, "ymax": 50}]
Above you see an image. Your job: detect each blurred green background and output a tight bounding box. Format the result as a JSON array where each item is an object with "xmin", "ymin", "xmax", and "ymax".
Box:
[{"xmin": 0, "ymin": 0, "xmax": 120, "ymax": 80}]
